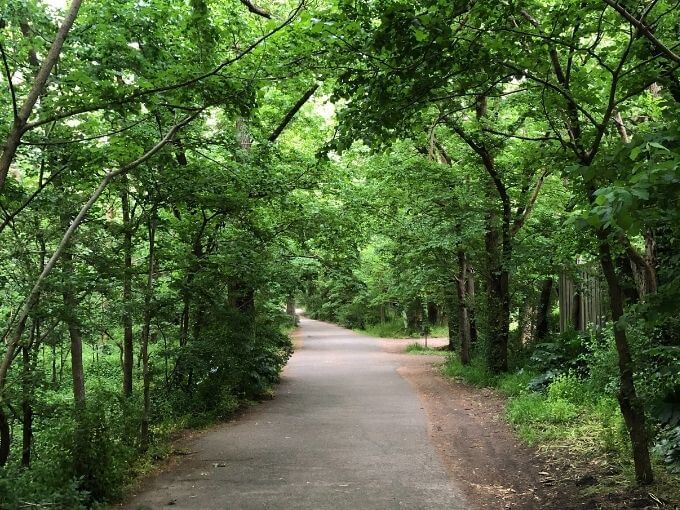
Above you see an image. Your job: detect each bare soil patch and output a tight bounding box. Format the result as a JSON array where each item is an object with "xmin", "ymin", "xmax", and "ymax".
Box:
[{"xmin": 382, "ymin": 341, "xmax": 674, "ymax": 510}]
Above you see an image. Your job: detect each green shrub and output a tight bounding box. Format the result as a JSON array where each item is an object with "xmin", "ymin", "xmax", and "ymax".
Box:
[
  {"xmin": 362, "ymin": 319, "xmax": 408, "ymax": 338},
  {"xmin": 581, "ymin": 325, "xmax": 619, "ymax": 394},
  {"xmin": 507, "ymin": 394, "xmax": 579, "ymax": 426},
  {"xmin": 405, "ymin": 342, "xmax": 447, "ymax": 355},
  {"xmin": 594, "ymin": 396, "xmax": 629, "ymax": 455},
  {"xmin": 443, "ymin": 356, "xmax": 497, "ymax": 387},
  {"xmin": 653, "ymin": 426, "xmax": 680, "ymax": 474},
  {"xmin": 547, "ymin": 373, "xmax": 591, "ymax": 405},
  {"xmin": 497, "ymin": 370, "xmax": 534, "ymax": 397},
  {"xmin": 0, "ymin": 467, "xmax": 88, "ymax": 510}
]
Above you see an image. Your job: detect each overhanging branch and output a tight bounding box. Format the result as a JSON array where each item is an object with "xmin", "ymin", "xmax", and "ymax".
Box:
[
  {"xmin": 268, "ymin": 84, "xmax": 319, "ymax": 142},
  {"xmin": 240, "ymin": 0, "xmax": 272, "ymax": 18}
]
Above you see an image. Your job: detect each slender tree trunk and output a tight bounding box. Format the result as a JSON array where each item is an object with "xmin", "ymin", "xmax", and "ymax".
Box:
[
  {"xmin": 62, "ymin": 253, "xmax": 86, "ymax": 408},
  {"xmin": 61, "ymin": 242, "xmax": 88, "ymax": 481},
  {"xmin": 21, "ymin": 337, "xmax": 34, "ymax": 468},
  {"xmin": 57, "ymin": 196, "xmax": 86, "ymax": 409},
  {"xmin": 121, "ymin": 176, "xmax": 134, "ymax": 397},
  {"xmin": 179, "ymin": 297, "xmax": 190, "ymax": 347},
  {"xmin": 597, "ymin": 232, "xmax": 653, "ymax": 484},
  {"xmin": 0, "ymin": 406, "xmax": 9, "ymax": 466},
  {"xmin": 485, "ymin": 216, "xmax": 510, "ymax": 373},
  {"xmin": 444, "ymin": 277, "xmax": 459, "ymax": 352},
  {"xmin": 457, "ymin": 251, "xmax": 471, "ymax": 364},
  {"xmin": 466, "ymin": 267, "xmax": 478, "ymax": 345},
  {"xmin": 518, "ymin": 298, "xmax": 535, "ymax": 346},
  {"xmin": 535, "ymin": 278, "xmax": 553, "ymax": 341},
  {"xmin": 286, "ymin": 296, "xmax": 298, "ymax": 325},
  {"xmin": 22, "ymin": 233, "xmax": 45, "ymax": 468},
  {"xmin": 426, "ymin": 302, "xmax": 439, "ymax": 326},
  {"xmin": 59, "ymin": 346, "xmax": 68, "ymax": 384},
  {"xmin": 140, "ymin": 211, "xmax": 157, "ymax": 452},
  {"xmin": 51, "ymin": 344, "xmax": 57, "ymax": 386}
]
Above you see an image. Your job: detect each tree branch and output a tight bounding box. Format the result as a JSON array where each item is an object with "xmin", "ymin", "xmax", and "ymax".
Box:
[
  {"xmin": 512, "ymin": 169, "xmax": 548, "ymax": 235},
  {"xmin": 0, "ymin": 42, "xmax": 18, "ymax": 120},
  {"xmin": 482, "ymin": 127, "xmax": 559, "ymax": 142},
  {"xmin": 22, "ymin": 2, "xmax": 305, "ymax": 133},
  {"xmin": 601, "ymin": 0, "xmax": 680, "ymax": 64},
  {"xmin": 240, "ymin": 0, "xmax": 272, "ymax": 18},
  {"xmin": 0, "ymin": 111, "xmax": 200, "ymax": 391},
  {"xmin": 0, "ymin": 0, "xmax": 83, "ymax": 192},
  {"xmin": 268, "ymin": 84, "xmax": 319, "ymax": 142}
]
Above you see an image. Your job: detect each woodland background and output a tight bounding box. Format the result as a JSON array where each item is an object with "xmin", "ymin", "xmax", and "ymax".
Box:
[{"xmin": 0, "ymin": 0, "xmax": 679, "ymax": 507}]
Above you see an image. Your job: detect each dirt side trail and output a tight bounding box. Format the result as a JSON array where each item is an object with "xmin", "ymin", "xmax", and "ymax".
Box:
[
  {"xmin": 382, "ymin": 338, "xmax": 673, "ymax": 510},
  {"xmin": 380, "ymin": 338, "xmax": 569, "ymax": 509}
]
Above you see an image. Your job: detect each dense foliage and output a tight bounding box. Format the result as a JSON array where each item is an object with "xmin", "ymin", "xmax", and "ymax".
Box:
[
  {"xmin": 301, "ymin": 0, "xmax": 680, "ymax": 489},
  {"xmin": 0, "ymin": 0, "xmax": 335, "ymax": 506},
  {"xmin": 0, "ymin": 0, "xmax": 678, "ymax": 506}
]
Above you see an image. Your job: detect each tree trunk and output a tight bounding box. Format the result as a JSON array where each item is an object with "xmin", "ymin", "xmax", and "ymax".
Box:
[
  {"xmin": 0, "ymin": 406, "xmax": 9, "ymax": 466},
  {"xmin": 403, "ymin": 299, "xmax": 422, "ymax": 336},
  {"xmin": 179, "ymin": 297, "xmax": 190, "ymax": 347},
  {"xmin": 598, "ymin": 231, "xmax": 653, "ymax": 484},
  {"xmin": 426, "ymin": 302, "xmax": 439, "ymax": 326},
  {"xmin": 286, "ymin": 295, "xmax": 298, "ymax": 325},
  {"xmin": 466, "ymin": 268, "xmax": 478, "ymax": 345},
  {"xmin": 51, "ymin": 344, "xmax": 57, "ymax": 386},
  {"xmin": 140, "ymin": 211, "xmax": 157, "ymax": 452},
  {"xmin": 518, "ymin": 299, "xmax": 535, "ymax": 346},
  {"xmin": 485, "ymin": 218, "xmax": 510, "ymax": 373},
  {"xmin": 121, "ymin": 176, "xmax": 134, "ymax": 397},
  {"xmin": 62, "ymin": 251, "xmax": 86, "ymax": 408},
  {"xmin": 21, "ymin": 344, "xmax": 34, "ymax": 468},
  {"xmin": 61, "ymin": 239, "xmax": 88, "ymax": 481},
  {"xmin": 457, "ymin": 251, "xmax": 471, "ymax": 364},
  {"xmin": 535, "ymin": 278, "xmax": 553, "ymax": 341},
  {"xmin": 444, "ymin": 277, "xmax": 459, "ymax": 352}
]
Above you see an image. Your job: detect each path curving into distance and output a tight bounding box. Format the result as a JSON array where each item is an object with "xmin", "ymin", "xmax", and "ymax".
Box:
[{"xmin": 122, "ymin": 317, "xmax": 468, "ymax": 510}]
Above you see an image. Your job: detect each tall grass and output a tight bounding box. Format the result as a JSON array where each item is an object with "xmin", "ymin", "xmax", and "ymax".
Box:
[
  {"xmin": 443, "ymin": 356, "xmax": 629, "ymax": 459},
  {"xmin": 360, "ymin": 318, "xmax": 448, "ymax": 338}
]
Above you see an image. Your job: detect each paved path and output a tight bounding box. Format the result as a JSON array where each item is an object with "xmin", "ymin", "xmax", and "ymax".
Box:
[{"xmin": 123, "ymin": 318, "xmax": 467, "ymax": 510}]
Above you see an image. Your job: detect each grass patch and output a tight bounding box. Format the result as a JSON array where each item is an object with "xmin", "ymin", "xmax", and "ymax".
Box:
[
  {"xmin": 405, "ymin": 342, "xmax": 449, "ymax": 355},
  {"xmin": 429, "ymin": 325, "xmax": 449, "ymax": 337},
  {"xmin": 440, "ymin": 357, "xmax": 680, "ymax": 502},
  {"xmin": 358, "ymin": 319, "xmax": 448, "ymax": 338},
  {"xmin": 442, "ymin": 356, "xmax": 498, "ymax": 387},
  {"xmin": 442, "ymin": 356, "xmax": 633, "ymax": 464}
]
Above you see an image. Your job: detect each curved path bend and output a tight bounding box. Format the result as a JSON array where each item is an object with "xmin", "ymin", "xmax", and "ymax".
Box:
[{"xmin": 123, "ymin": 317, "xmax": 467, "ymax": 510}]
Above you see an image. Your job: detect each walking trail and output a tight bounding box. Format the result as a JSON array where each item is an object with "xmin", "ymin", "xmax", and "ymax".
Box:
[{"xmin": 121, "ymin": 317, "xmax": 468, "ymax": 509}]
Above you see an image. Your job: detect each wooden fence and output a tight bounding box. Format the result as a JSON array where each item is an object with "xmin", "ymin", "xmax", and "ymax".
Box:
[{"xmin": 558, "ymin": 266, "xmax": 607, "ymax": 332}]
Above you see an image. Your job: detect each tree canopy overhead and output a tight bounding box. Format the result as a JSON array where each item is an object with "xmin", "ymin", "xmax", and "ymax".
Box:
[{"xmin": 0, "ymin": 0, "xmax": 679, "ymax": 506}]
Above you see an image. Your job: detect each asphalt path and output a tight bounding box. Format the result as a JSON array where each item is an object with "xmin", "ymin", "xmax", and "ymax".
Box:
[{"xmin": 122, "ymin": 317, "xmax": 467, "ymax": 510}]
